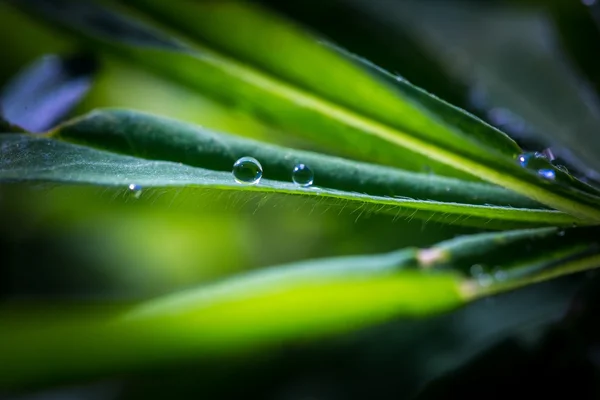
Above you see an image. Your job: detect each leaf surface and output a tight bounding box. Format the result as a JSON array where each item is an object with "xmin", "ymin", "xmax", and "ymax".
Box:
[
  {"xmin": 1, "ymin": 225, "xmax": 598, "ymax": 389},
  {"xmin": 1, "ymin": 110, "xmax": 578, "ymax": 229},
  {"xmin": 10, "ymin": 0, "xmax": 600, "ymax": 221}
]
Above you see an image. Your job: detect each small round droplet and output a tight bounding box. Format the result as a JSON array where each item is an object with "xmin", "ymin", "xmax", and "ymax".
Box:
[
  {"xmin": 538, "ymin": 169, "xmax": 556, "ymax": 180},
  {"xmin": 128, "ymin": 183, "xmax": 142, "ymax": 199},
  {"xmin": 517, "ymin": 153, "xmax": 533, "ymax": 167},
  {"xmin": 291, "ymin": 163, "xmax": 314, "ymax": 187},
  {"xmin": 556, "ymin": 164, "xmax": 569, "ymax": 174},
  {"xmin": 232, "ymin": 156, "xmax": 262, "ymax": 185}
]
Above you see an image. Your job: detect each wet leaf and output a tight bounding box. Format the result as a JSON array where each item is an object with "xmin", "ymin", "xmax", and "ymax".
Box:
[
  {"xmin": 360, "ymin": 0, "xmax": 600, "ymax": 183},
  {"xmin": 0, "ymin": 109, "xmax": 577, "ymax": 229},
  {"xmin": 10, "ymin": 0, "xmax": 600, "ymax": 221}
]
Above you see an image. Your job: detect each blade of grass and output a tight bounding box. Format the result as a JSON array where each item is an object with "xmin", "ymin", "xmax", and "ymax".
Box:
[
  {"xmin": 1, "ymin": 123, "xmax": 578, "ymax": 229},
  {"xmin": 417, "ymin": 226, "xmax": 600, "ymax": 297},
  {"xmin": 52, "ymin": 109, "xmax": 542, "ymax": 209}
]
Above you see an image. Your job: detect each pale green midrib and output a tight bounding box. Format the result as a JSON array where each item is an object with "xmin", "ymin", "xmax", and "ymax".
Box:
[
  {"xmin": 114, "ymin": 0, "xmax": 494, "ymax": 163},
  {"xmin": 319, "ymin": 40, "xmax": 521, "ymax": 156},
  {"xmin": 127, "ymin": 0, "xmax": 522, "ymax": 162}
]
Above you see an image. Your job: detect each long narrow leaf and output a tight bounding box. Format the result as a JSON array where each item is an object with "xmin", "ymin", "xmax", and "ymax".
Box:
[
  {"xmin": 1, "ymin": 226, "xmax": 598, "ymax": 389},
  {"xmin": 1, "ymin": 113, "xmax": 578, "ymax": 229}
]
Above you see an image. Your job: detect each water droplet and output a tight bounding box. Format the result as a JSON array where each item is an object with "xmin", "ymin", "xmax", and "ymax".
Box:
[
  {"xmin": 517, "ymin": 152, "xmax": 568, "ymax": 182},
  {"xmin": 128, "ymin": 183, "xmax": 142, "ymax": 199},
  {"xmin": 538, "ymin": 169, "xmax": 556, "ymax": 180},
  {"xmin": 556, "ymin": 165, "xmax": 569, "ymax": 174},
  {"xmin": 517, "ymin": 153, "xmax": 533, "ymax": 167},
  {"xmin": 291, "ymin": 163, "xmax": 314, "ymax": 187},
  {"xmin": 232, "ymin": 156, "xmax": 262, "ymax": 185},
  {"xmin": 518, "ymin": 151, "xmax": 554, "ymax": 166},
  {"xmin": 470, "ymin": 264, "xmax": 484, "ymax": 276},
  {"xmin": 557, "ymin": 230, "xmax": 565, "ymax": 237}
]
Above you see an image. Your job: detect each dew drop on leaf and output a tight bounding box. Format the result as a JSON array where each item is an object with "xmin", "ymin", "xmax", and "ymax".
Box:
[
  {"xmin": 538, "ymin": 169, "xmax": 556, "ymax": 180},
  {"xmin": 517, "ymin": 152, "xmax": 566, "ymax": 181},
  {"xmin": 517, "ymin": 153, "xmax": 533, "ymax": 167},
  {"xmin": 292, "ymin": 163, "xmax": 314, "ymax": 187},
  {"xmin": 128, "ymin": 183, "xmax": 142, "ymax": 199},
  {"xmin": 233, "ymin": 156, "xmax": 263, "ymax": 185}
]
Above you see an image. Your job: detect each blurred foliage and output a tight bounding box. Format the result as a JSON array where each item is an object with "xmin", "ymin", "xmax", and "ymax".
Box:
[{"xmin": 2, "ymin": 0, "xmax": 600, "ymax": 399}]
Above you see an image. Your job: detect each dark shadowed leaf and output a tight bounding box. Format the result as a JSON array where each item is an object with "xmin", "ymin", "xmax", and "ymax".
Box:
[
  {"xmin": 356, "ymin": 0, "xmax": 600, "ymax": 183},
  {"xmin": 0, "ymin": 53, "xmax": 97, "ymax": 132}
]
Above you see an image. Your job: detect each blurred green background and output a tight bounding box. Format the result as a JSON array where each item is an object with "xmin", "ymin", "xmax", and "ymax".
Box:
[{"xmin": 3, "ymin": 0, "xmax": 600, "ymax": 398}]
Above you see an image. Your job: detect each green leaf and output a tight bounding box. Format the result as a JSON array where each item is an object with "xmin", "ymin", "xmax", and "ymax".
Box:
[
  {"xmin": 11, "ymin": 0, "xmax": 600, "ymax": 222},
  {"xmin": 10, "ymin": 0, "xmax": 466, "ymax": 181},
  {"xmin": 417, "ymin": 226, "xmax": 600, "ymax": 293},
  {"xmin": 122, "ymin": 0, "xmax": 600, "ymax": 216},
  {"xmin": 0, "ymin": 264, "xmax": 465, "ymax": 388},
  {"xmin": 1, "ymin": 225, "xmax": 598, "ymax": 389},
  {"xmin": 129, "ymin": 0, "xmax": 519, "ymax": 160},
  {"xmin": 1, "ymin": 109, "xmax": 578, "ymax": 229}
]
